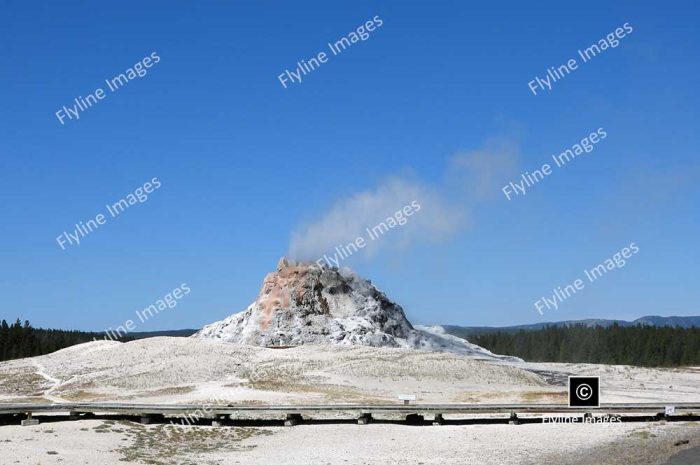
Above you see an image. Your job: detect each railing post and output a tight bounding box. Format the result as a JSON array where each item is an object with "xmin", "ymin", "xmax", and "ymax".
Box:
[
  {"xmin": 509, "ymin": 412, "xmax": 519, "ymax": 425},
  {"xmin": 21, "ymin": 412, "xmax": 39, "ymax": 426},
  {"xmin": 284, "ymin": 413, "xmax": 302, "ymax": 426}
]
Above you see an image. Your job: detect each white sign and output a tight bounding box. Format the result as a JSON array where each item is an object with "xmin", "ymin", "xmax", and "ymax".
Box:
[
  {"xmin": 398, "ymin": 394, "xmax": 416, "ymax": 401},
  {"xmin": 665, "ymin": 406, "xmax": 676, "ymax": 416}
]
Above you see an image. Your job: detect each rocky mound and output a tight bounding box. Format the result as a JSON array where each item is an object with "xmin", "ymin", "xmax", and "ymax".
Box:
[{"xmin": 195, "ymin": 258, "xmax": 518, "ymax": 360}]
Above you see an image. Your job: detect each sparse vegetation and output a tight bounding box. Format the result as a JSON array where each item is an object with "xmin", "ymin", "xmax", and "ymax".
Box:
[
  {"xmin": 247, "ymin": 378, "xmax": 375, "ymax": 403},
  {"xmin": 520, "ymin": 390, "xmax": 567, "ymax": 403},
  {"xmin": 97, "ymin": 420, "xmax": 273, "ymax": 465},
  {"xmin": 0, "ymin": 368, "xmax": 47, "ymax": 397},
  {"xmin": 630, "ymin": 429, "xmax": 658, "ymax": 440},
  {"xmin": 137, "ymin": 386, "xmax": 196, "ymax": 397}
]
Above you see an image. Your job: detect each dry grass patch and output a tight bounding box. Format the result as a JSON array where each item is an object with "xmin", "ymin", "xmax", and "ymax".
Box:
[
  {"xmin": 629, "ymin": 429, "xmax": 658, "ymax": 440},
  {"xmin": 137, "ymin": 385, "xmax": 196, "ymax": 398},
  {"xmin": 247, "ymin": 378, "xmax": 379, "ymax": 403},
  {"xmin": 0, "ymin": 367, "xmax": 48, "ymax": 396},
  {"xmin": 451, "ymin": 389, "xmax": 566, "ymax": 404},
  {"xmin": 520, "ymin": 390, "xmax": 567, "ymax": 403},
  {"xmin": 90, "ymin": 420, "xmax": 273, "ymax": 464},
  {"xmin": 61, "ymin": 390, "xmax": 114, "ymax": 401}
]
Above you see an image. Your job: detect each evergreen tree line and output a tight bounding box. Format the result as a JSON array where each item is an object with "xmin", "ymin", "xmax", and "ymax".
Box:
[
  {"xmin": 468, "ymin": 323, "xmax": 700, "ymax": 367},
  {"xmin": 0, "ymin": 319, "xmax": 132, "ymax": 362}
]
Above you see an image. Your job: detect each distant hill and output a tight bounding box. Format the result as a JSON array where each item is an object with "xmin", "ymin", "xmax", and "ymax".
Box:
[
  {"xmin": 443, "ymin": 315, "xmax": 700, "ymax": 339},
  {"xmin": 633, "ymin": 315, "xmax": 700, "ymax": 327}
]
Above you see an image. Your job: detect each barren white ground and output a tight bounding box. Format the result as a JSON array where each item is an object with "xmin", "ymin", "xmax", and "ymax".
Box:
[
  {"xmin": 1, "ymin": 337, "xmax": 700, "ymax": 465},
  {"xmin": 2, "ymin": 419, "xmax": 699, "ymax": 465},
  {"xmin": 1, "ymin": 337, "xmax": 698, "ymax": 405}
]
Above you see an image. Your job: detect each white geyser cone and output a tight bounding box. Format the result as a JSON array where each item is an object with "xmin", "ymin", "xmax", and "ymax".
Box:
[{"xmin": 194, "ymin": 258, "xmax": 519, "ymax": 361}]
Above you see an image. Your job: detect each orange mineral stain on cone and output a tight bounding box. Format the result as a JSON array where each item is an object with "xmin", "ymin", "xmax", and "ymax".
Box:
[{"xmin": 257, "ymin": 258, "xmax": 305, "ymax": 330}]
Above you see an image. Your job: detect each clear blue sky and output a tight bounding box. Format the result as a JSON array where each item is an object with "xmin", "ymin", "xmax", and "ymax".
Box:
[{"xmin": 1, "ymin": 0, "xmax": 698, "ymax": 331}]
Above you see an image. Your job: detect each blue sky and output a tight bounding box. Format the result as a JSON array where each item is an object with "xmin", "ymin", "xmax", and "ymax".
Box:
[{"xmin": 1, "ymin": 0, "xmax": 698, "ymax": 331}]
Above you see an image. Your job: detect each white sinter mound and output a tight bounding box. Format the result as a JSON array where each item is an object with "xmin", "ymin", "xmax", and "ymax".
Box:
[{"xmin": 194, "ymin": 258, "xmax": 517, "ymax": 361}]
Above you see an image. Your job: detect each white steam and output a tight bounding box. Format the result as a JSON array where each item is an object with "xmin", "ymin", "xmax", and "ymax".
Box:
[{"xmin": 288, "ymin": 139, "xmax": 518, "ymax": 262}]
